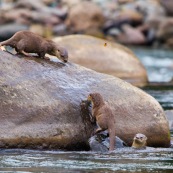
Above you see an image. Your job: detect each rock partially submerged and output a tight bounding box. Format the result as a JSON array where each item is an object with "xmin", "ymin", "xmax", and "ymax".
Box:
[
  {"xmin": 54, "ymin": 34, "xmax": 148, "ymax": 87},
  {"xmin": 0, "ymin": 50, "xmax": 170, "ymax": 150},
  {"xmin": 89, "ymin": 131, "xmax": 128, "ymax": 152}
]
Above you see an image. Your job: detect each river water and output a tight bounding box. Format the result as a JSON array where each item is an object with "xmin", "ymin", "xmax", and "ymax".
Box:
[
  {"xmin": 0, "ymin": 47, "xmax": 173, "ymax": 173},
  {"xmin": 132, "ymin": 47, "xmax": 173, "ymax": 110}
]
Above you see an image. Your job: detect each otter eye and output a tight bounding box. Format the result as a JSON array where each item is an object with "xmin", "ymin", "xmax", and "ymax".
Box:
[{"xmin": 140, "ymin": 137, "xmax": 143, "ymax": 139}]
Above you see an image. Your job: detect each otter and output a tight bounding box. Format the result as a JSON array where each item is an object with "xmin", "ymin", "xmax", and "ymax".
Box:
[
  {"xmin": 89, "ymin": 132, "xmax": 148, "ymax": 152},
  {"xmin": 0, "ymin": 31, "xmax": 68, "ymax": 63},
  {"xmin": 87, "ymin": 93, "xmax": 116, "ymax": 151},
  {"xmin": 132, "ymin": 133, "xmax": 147, "ymax": 149}
]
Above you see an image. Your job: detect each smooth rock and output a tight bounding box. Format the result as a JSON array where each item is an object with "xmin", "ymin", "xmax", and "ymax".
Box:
[
  {"xmin": 135, "ymin": 0, "xmax": 166, "ymax": 22},
  {"xmin": 0, "ymin": 9, "xmax": 32, "ymax": 25},
  {"xmin": 0, "ymin": 50, "xmax": 170, "ymax": 149},
  {"xmin": 156, "ymin": 18, "xmax": 173, "ymax": 42},
  {"xmin": 65, "ymin": 1, "xmax": 104, "ymax": 32},
  {"xmin": 117, "ymin": 24, "xmax": 147, "ymax": 45},
  {"xmin": 54, "ymin": 34, "xmax": 148, "ymax": 87},
  {"xmin": 15, "ymin": 0, "xmax": 67, "ymax": 18},
  {"xmin": 14, "ymin": 0, "xmax": 44, "ymax": 11},
  {"xmin": 114, "ymin": 9, "xmax": 143, "ymax": 25},
  {"xmin": 89, "ymin": 131, "xmax": 128, "ymax": 152},
  {"xmin": 53, "ymin": 24, "xmax": 67, "ymax": 36}
]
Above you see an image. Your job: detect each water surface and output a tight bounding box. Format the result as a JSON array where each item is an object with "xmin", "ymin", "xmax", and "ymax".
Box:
[
  {"xmin": 0, "ymin": 148, "xmax": 173, "ymax": 173},
  {"xmin": 132, "ymin": 47, "xmax": 173, "ymax": 110},
  {"xmin": 131, "ymin": 47, "xmax": 173, "ymax": 83}
]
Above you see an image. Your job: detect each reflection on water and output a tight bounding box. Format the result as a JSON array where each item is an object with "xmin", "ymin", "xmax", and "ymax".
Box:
[
  {"xmin": 0, "ymin": 149, "xmax": 173, "ymax": 173},
  {"xmin": 131, "ymin": 47, "xmax": 173, "ymax": 82}
]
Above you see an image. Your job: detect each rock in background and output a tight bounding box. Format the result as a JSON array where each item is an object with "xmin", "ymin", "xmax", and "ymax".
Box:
[
  {"xmin": 1, "ymin": 0, "xmax": 173, "ymax": 47},
  {"xmin": 53, "ymin": 34, "xmax": 148, "ymax": 87}
]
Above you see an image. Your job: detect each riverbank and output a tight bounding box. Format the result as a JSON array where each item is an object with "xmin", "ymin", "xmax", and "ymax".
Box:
[{"xmin": 1, "ymin": 0, "xmax": 173, "ymax": 48}]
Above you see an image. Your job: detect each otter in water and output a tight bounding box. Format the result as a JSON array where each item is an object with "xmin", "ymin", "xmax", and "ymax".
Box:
[
  {"xmin": 132, "ymin": 133, "xmax": 147, "ymax": 149},
  {"xmin": 87, "ymin": 93, "xmax": 116, "ymax": 151},
  {"xmin": 89, "ymin": 132, "xmax": 148, "ymax": 152},
  {"xmin": 0, "ymin": 31, "xmax": 68, "ymax": 63}
]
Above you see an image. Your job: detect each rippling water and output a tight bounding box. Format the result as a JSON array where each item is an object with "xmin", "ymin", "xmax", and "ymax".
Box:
[
  {"xmin": 0, "ymin": 148, "xmax": 173, "ymax": 173},
  {"xmin": 131, "ymin": 47, "xmax": 173, "ymax": 110},
  {"xmin": 144, "ymin": 87, "xmax": 173, "ymax": 110},
  {"xmin": 131, "ymin": 47, "xmax": 173, "ymax": 83}
]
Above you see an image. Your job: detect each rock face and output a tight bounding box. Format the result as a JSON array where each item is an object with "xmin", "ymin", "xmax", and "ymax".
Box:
[
  {"xmin": 0, "ymin": 50, "xmax": 170, "ymax": 150},
  {"xmin": 66, "ymin": 1, "xmax": 104, "ymax": 32},
  {"xmin": 54, "ymin": 35, "xmax": 148, "ymax": 87}
]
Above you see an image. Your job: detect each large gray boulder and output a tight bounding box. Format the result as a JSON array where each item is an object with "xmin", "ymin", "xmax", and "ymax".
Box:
[{"xmin": 0, "ymin": 50, "xmax": 170, "ymax": 150}]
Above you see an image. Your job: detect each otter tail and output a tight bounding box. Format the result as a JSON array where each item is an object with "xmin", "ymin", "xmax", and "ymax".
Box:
[
  {"xmin": 108, "ymin": 127, "xmax": 115, "ymax": 151},
  {"xmin": 0, "ymin": 39, "xmax": 11, "ymax": 47},
  {"xmin": 0, "ymin": 35, "xmax": 16, "ymax": 47}
]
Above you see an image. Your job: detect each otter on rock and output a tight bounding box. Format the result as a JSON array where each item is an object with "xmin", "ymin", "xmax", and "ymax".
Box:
[
  {"xmin": 87, "ymin": 93, "xmax": 116, "ymax": 151},
  {"xmin": 132, "ymin": 133, "xmax": 147, "ymax": 149},
  {"xmin": 0, "ymin": 31, "xmax": 68, "ymax": 63}
]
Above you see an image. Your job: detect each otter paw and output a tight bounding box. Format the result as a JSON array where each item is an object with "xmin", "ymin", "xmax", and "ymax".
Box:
[{"xmin": 0, "ymin": 46, "xmax": 6, "ymax": 51}]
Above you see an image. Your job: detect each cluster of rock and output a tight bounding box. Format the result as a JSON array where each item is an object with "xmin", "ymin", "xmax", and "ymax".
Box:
[{"xmin": 1, "ymin": 0, "xmax": 173, "ymax": 47}]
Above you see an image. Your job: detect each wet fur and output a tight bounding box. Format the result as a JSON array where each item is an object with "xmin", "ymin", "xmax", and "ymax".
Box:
[
  {"xmin": 88, "ymin": 93, "xmax": 116, "ymax": 151},
  {"xmin": 132, "ymin": 133, "xmax": 147, "ymax": 149},
  {"xmin": 0, "ymin": 31, "xmax": 68, "ymax": 62}
]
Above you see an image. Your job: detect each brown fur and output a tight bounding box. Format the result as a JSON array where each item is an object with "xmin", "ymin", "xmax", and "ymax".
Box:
[
  {"xmin": 132, "ymin": 133, "xmax": 147, "ymax": 149},
  {"xmin": 87, "ymin": 93, "xmax": 116, "ymax": 151},
  {"xmin": 0, "ymin": 31, "xmax": 68, "ymax": 62}
]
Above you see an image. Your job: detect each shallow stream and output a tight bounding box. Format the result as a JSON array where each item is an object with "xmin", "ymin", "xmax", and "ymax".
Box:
[{"xmin": 0, "ymin": 47, "xmax": 173, "ymax": 173}]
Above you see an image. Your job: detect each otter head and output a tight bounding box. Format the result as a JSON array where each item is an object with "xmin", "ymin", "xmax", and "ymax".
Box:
[
  {"xmin": 52, "ymin": 46, "xmax": 68, "ymax": 63},
  {"xmin": 87, "ymin": 93, "xmax": 104, "ymax": 107},
  {"xmin": 132, "ymin": 133, "xmax": 147, "ymax": 149}
]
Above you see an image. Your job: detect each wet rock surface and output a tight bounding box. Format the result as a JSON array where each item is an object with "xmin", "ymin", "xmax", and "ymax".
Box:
[
  {"xmin": 54, "ymin": 34, "xmax": 148, "ymax": 87},
  {"xmin": 89, "ymin": 131, "xmax": 128, "ymax": 152},
  {"xmin": 0, "ymin": 50, "xmax": 170, "ymax": 149}
]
